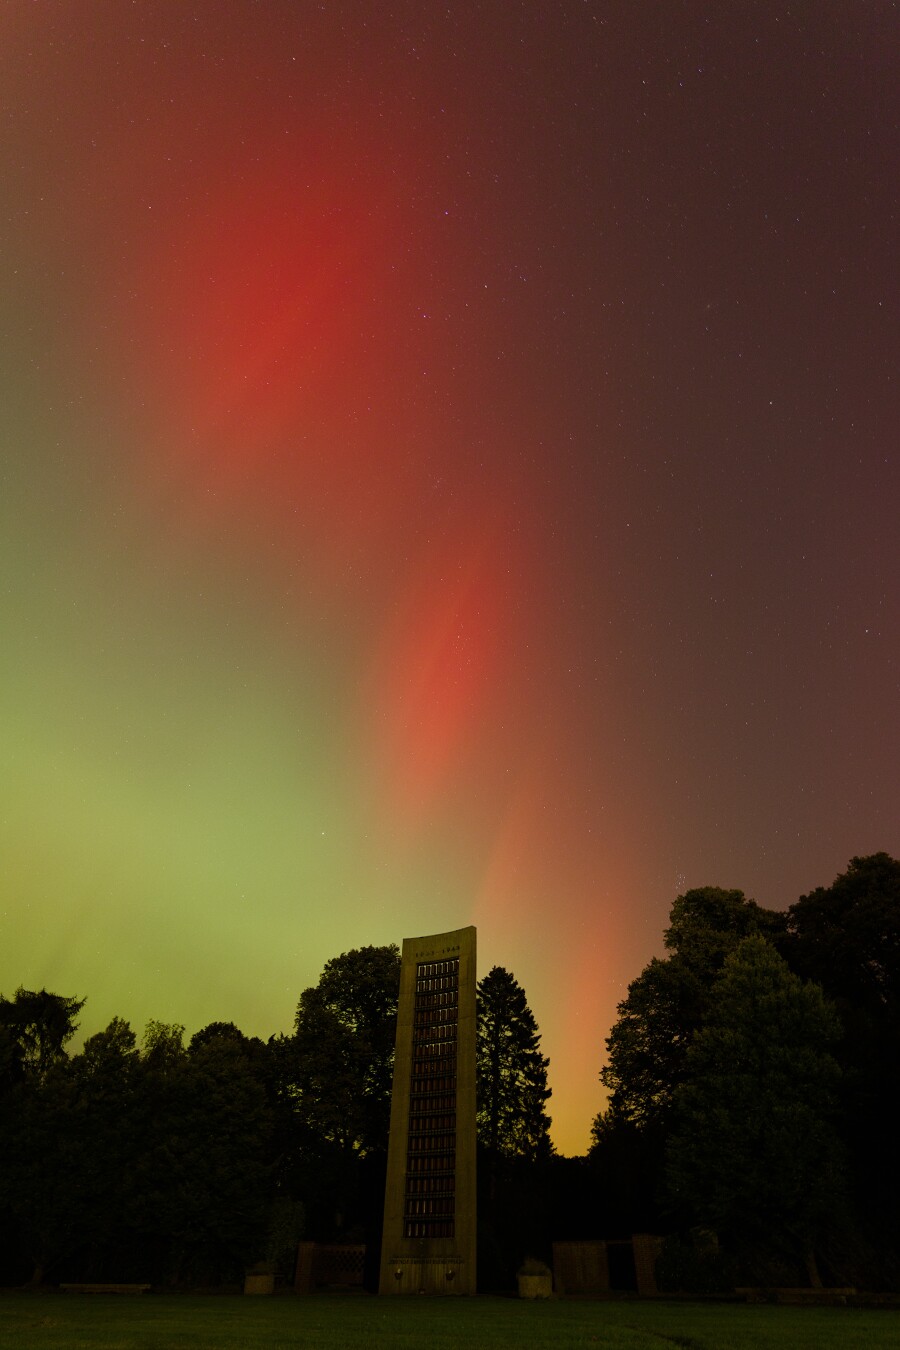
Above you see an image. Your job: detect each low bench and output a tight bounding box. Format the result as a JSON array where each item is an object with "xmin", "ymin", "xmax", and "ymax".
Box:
[
  {"xmin": 737, "ymin": 1287, "xmax": 856, "ymax": 1305},
  {"xmin": 60, "ymin": 1283, "xmax": 151, "ymax": 1295}
]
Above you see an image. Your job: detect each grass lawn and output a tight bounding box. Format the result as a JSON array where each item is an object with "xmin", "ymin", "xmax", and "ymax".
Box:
[{"xmin": 1, "ymin": 1293, "xmax": 897, "ymax": 1350}]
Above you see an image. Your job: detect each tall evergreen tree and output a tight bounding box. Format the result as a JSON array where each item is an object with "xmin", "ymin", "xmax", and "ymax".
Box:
[
  {"xmin": 0, "ymin": 988, "xmax": 85, "ymax": 1082},
  {"xmin": 476, "ymin": 966, "xmax": 552, "ymax": 1162}
]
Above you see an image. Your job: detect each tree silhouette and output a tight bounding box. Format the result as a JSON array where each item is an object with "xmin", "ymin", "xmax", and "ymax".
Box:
[
  {"xmin": 476, "ymin": 966, "xmax": 552, "ymax": 1162},
  {"xmin": 597, "ymin": 887, "xmax": 782, "ymax": 1131},
  {"xmin": 666, "ymin": 936, "xmax": 844, "ymax": 1277},
  {"xmin": 0, "ymin": 987, "xmax": 85, "ymax": 1081},
  {"xmin": 291, "ymin": 944, "xmax": 401, "ymax": 1158},
  {"xmin": 786, "ymin": 852, "xmax": 900, "ymax": 1270}
]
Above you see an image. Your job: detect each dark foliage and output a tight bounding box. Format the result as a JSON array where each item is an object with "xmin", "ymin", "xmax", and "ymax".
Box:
[
  {"xmin": 3, "ymin": 861, "xmax": 897, "ymax": 1292},
  {"xmin": 0, "ymin": 988, "xmax": 85, "ymax": 1083},
  {"xmin": 261, "ymin": 945, "xmax": 402, "ymax": 1250},
  {"xmin": 598, "ymin": 887, "xmax": 783, "ymax": 1131},
  {"xmin": 291, "ymin": 944, "xmax": 401, "ymax": 1160},
  {"xmin": 474, "ymin": 967, "xmax": 556, "ymax": 1289},
  {"xmin": 786, "ymin": 853, "xmax": 900, "ymax": 1261},
  {"xmin": 476, "ymin": 966, "xmax": 552, "ymax": 1162},
  {"xmin": 666, "ymin": 937, "xmax": 845, "ymax": 1269},
  {"xmin": 592, "ymin": 856, "xmax": 900, "ymax": 1291}
]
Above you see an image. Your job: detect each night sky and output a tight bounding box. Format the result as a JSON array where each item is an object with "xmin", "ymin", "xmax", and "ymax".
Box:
[{"xmin": 2, "ymin": 3, "xmax": 897, "ymax": 1155}]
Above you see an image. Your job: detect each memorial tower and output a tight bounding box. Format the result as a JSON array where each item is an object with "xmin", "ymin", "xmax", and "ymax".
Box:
[{"xmin": 379, "ymin": 926, "xmax": 477, "ymax": 1294}]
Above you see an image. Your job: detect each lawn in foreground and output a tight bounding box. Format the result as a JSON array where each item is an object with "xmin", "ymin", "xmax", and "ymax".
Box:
[{"xmin": 0, "ymin": 1293, "xmax": 897, "ymax": 1350}]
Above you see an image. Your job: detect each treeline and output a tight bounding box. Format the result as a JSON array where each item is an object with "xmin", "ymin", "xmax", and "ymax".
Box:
[
  {"xmin": 589, "ymin": 853, "xmax": 900, "ymax": 1291},
  {"xmin": 0, "ymin": 955, "xmax": 553, "ymax": 1289},
  {"xmin": 2, "ymin": 852, "xmax": 897, "ymax": 1293}
]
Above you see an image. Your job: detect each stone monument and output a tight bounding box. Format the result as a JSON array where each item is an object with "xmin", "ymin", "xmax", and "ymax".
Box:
[{"xmin": 378, "ymin": 926, "xmax": 477, "ymax": 1294}]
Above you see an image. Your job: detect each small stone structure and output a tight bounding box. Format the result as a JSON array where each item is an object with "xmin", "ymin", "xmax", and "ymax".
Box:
[
  {"xmin": 552, "ymin": 1241, "xmax": 610, "ymax": 1295},
  {"xmin": 632, "ymin": 1233, "xmax": 664, "ymax": 1296},
  {"xmin": 244, "ymin": 1272, "xmax": 274, "ymax": 1295},
  {"xmin": 553, "ymin": 1235, "xmax": 663, "ymax": 1297},
  {"xmin": 294, "ymin": 1242, "xmax": 367, "ymax": 1293}
]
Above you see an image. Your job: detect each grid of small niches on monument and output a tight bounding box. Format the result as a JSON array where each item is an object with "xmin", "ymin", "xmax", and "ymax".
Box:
[{"xmin": 404, "ymin": 958, "xmax": 459, "ymax": 1238}]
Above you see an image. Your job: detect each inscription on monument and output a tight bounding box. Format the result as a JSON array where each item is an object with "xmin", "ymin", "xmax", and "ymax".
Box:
[{"xmin": 405, "ymin": 958, "xmax": 459, "ymax": 1238}]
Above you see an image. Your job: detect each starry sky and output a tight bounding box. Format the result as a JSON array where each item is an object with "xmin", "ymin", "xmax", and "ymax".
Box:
[{"xmin": 1, "ymin": 2, "xmax": 897, "ymax": 1155}]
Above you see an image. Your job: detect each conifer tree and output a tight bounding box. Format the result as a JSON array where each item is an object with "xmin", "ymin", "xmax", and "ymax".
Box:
[{"xmin": 476, "ymin": 966, "xmax": 552, "ymax": 1161}]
